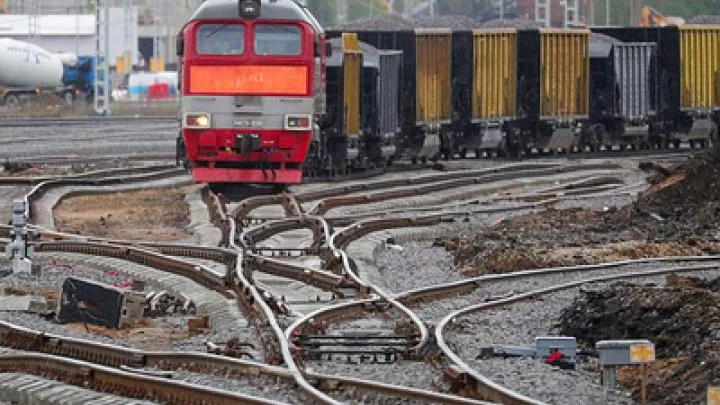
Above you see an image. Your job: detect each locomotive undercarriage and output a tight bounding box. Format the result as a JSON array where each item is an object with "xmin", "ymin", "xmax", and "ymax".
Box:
[{"xmin": 303, "ymin": 127, "xmax": 397, "ymax": 178}]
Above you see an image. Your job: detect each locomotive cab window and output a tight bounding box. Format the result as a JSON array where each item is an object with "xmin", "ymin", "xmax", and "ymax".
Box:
[
  {"xmin": 196, "ymin": 24, "xmax": 244, "ymax": 55},
  {"xmin": 254, "ymin": 25, "xmax": 302, "ymax": 56}
]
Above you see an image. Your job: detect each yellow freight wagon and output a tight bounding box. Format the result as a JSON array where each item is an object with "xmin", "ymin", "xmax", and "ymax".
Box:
[
  {"xmin": 342, "ymin": 33, "xmax": 362, "ymax": 137},
  {"xmin": 678, "ymin": 26, "xmax": 720, "ymax": 111},
  {"xmin": 472, "ymin": 29, "xmax": 517, "ymax": 121},
  {"xmin": 539, "ymin": 28, "xmax": 590, "ymax": 119},
  {"xmin": 415, "ymin": 29, "xmax": 452, "ymax": 126}
]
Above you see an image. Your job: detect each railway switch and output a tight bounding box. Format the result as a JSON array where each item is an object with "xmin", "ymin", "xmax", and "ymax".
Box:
[{"xmin": 5, "ymin": 199, "xmax": 35, "ymax": 274}]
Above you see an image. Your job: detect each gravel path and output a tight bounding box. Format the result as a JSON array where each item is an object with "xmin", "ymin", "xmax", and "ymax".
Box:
[{"xmin": 445, "ymin": 269, "xmax": 720, "ymax": 405}]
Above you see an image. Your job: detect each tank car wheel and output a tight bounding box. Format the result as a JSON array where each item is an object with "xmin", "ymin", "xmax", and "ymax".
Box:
[
  {"xmin": 411, "ymin": 157, "xmax": 418, "ymax": 165},
  {"xmin": 689, "ymin": 140, "xmax": 696, "ymax": 149},
  {"xmin": 699, "ymin": 140, "xmax": 707, "ymax": 149},
  {"xmin": 420, "ymin": 157, "xmax": 428, "ymax": 164},
  {"xmin": 475, "ymin": 148, "xmax": 483, "ymax": 159},
  {"xmin": 673, "ymin": 139, "xmax": 681, "ymax": 150},
  {"xmin": 459, "ymin": 148, "xmax": 468, "ymax": 159}
]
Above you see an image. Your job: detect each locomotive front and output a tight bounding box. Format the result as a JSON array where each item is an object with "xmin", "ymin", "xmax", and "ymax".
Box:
[{"xmin": 177, "ymin": 0, "xmax": 325, "ymax": 184}]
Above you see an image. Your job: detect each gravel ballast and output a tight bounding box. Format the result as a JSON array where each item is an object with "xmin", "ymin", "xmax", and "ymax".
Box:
[{"xmin": 445, "ymin": 269, "xmax": 720, "ymax": 405}]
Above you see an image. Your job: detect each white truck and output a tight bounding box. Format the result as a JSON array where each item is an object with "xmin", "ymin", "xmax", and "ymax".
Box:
[{"xmin": 0, "ymin": 38, "xmax": 78, "ymax": 107}]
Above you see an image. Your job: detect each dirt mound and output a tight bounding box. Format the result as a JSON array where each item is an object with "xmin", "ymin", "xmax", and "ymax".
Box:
[
  {"xmin": 555, "ymin": 274, "xmax": 720, "ymax": 404},
  {"xmin": 453, "ymin": 151, "xmax": 720, "ymax": 275}
]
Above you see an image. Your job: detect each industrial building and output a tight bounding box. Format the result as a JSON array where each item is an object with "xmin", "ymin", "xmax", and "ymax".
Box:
[{"xmin": 0, "ymin": 0, "xmax": 206, "ymax": 68}]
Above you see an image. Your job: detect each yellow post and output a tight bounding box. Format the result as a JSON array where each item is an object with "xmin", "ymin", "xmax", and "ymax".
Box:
[{"xmin": 150, "ymin": 57, "xmax": 165, "ymax": 73}]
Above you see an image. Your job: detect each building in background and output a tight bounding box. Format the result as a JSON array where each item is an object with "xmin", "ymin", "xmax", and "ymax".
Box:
[
  {"xmin": 0, "ymin": 8, "xmax": 138, "ymax": 65},
  {"xmin": 0, "ymin": 0, "xmax": 206, "ymax": 69}
]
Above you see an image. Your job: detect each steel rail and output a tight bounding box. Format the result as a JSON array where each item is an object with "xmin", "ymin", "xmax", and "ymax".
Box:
[
  {"xmin": 231, "ymin": 162, "xmax": 567, "ymax": 219},
  {"xmin": 0, "ymin": 116, "xmax": 177, "ymax": 127},
  {"xmin": 197, "ymin": 190, "xmax": 343, "ymax": 405},
  {"xmin": 0, "ymin": 352, "xmax": 281, "ymax": 405},
  {"xmin": 23, "ymin": 167, "xmax": 187, "ymax": 222},
  {"xmin": 434, "ymin": 263, "xmax": 720, "ymax": 404},
  {"xmin": 305, "ymin": 371, "xmax": 496, "ymax": 405},
  {"xmin": 307, "ymin": 163, "xmax": 623, "ymax": 216},
  {"xmin": 0, "ymin": 164, "xmax": 178, "ymax": 185}
]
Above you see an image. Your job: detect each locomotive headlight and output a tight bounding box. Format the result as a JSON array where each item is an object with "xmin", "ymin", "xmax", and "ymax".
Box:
[
  {"xmin": 185, "ymin": 113, "xmax": 211, "ymax": 129},
  {"xmin": 284, "ymin": 114, "xmax": 312, "ymax": 131},
  {"xmin": 239, "ymin": 0, "xmax": 261, "ymax": 18}
]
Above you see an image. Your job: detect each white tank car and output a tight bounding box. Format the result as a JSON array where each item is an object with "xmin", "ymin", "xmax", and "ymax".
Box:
[{"xmin": 0, "ymin": 38, "xmax": 63, "ymax": 89}]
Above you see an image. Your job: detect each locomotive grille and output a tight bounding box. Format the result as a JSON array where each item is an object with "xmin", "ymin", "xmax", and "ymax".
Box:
[{"xmin": 234, "ymin": 95, "xmax": 262, "ymax": 107}]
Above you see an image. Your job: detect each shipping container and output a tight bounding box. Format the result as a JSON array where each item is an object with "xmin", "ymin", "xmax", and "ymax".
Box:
[
  {"xmin": 415, "ymin": 29, "xmax": 453, "ymax": 125},
  {"xmin": 678, "ymin": 26, "xmax": 720, "ymax": 111},
  {"xmin": 472, "ymin": 29, "xmax": 517, "ymax": 121}
]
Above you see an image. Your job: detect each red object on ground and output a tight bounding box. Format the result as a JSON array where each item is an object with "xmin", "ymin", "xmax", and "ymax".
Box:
[
  {"xmin": 546, "ymin": 351, "xmax": 564, "ymax": 364},
  {"xmin": 147, "ymin": 82, "xmax": 170, "ymax": 100}
]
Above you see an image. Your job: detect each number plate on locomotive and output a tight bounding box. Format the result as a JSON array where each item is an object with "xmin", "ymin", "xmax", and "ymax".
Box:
[{"xmin": 233, "ymin": 119, "xmax": 263, "ymax": 128}]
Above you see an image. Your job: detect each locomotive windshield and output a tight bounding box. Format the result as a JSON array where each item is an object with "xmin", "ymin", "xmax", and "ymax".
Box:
[
  {"xmin": 254, "ymin": 25, "xmax": 301, "ymax": 56},
  {"xmin": 196, "ymin": 24, "xmax": 245, "ymax": 55}
]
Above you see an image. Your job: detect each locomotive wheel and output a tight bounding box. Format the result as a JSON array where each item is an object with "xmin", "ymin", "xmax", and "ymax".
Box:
[
  {"xmin": 459, "ymin": 148, "xmax": 467, "ymax": 159},
  {"xmin": 673, "ymin": 139, "xmax": 681, "ymax": 149},
  {"xmin": 411, "ymin": 157, "xmax": 418, "ymax": 165}
]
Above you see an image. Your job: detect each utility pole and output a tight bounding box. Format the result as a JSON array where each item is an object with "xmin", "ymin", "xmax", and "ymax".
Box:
[
  {"xmin": 94, "ymin": 0, "xmax": 110, "ymax": 115},
  {"xmin": 154, "ymin": 0, "xmax": 160, "ymax": 71},
  {"xmin": 499, "ymin": 0, "xmax": 504, "ymax": 20},
  {"xmin": 336, "ymin": 0, "xmax": 348, "ymax": 24},
  {"xmin": 630, "ymin": 0, "xmax": 642, "ymax": 26},
  {"xmin": 123, "ymin": 0, "xmax": 133, "ymax": 73},
  {"xmin": 606, "ymin": 0, "xmax": 610, "ymax": 25}
]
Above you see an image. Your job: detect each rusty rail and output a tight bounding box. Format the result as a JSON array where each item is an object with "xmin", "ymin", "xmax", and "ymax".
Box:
[
  {"xmin": 0, "ymin": 353, "xmax": 280, "ymax": 405},
  {"xmin": 231, "ymin": 163, "xmax": 568, "ymax": 219}
]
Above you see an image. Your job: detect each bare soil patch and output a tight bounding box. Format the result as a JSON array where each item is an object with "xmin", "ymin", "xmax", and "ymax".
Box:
[
  {"xmin": 54, "ymin": 185, "xmax": 198, "ymax": 241},
  {"xmin": 64, "ymin": 319, "xmax": 193, "ymax": 351},
  {"xmin": 451, "ymin": 151, "xmax": 720, "ymax": 275}
]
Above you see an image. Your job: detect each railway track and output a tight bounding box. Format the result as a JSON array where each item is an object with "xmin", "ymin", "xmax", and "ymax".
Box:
[
  {"xmin": 0, "ymin": 155, "xmax": 698, "ymax": 403},
  {"xmin": 0, "ymin": 116, "xmax": 177, "ymax": 128},
  {"xmin": 435, "ymin": 261, "xmax": 720, "ymax": 404}
]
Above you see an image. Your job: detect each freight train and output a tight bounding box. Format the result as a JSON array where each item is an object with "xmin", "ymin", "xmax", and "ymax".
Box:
[{"xmin": 176, "ymin": 0, "xmax": 720, "ymax": 185}]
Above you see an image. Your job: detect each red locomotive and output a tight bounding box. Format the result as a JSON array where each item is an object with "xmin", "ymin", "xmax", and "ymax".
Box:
[{"xmin": 176, "ymin": 0, "xmax": 326, "ymax": 184}]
